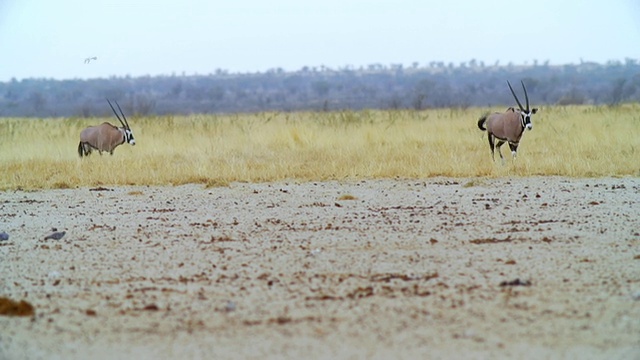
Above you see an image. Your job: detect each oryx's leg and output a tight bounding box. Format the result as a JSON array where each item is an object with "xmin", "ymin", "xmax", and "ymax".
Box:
[
  {"xmin": 487, "ymin": 133, "xmax": 496, "ymax": 161},
  {"xmin": 508, "ymin": 142, "xmax": 519, "ymax": 159},
  {"xmin": 495, "ymin": 140, "xmax": 506, "ymax": 161},
  {"xmin": 81, "ymin": 143, "xmax": 92, "ymax": 156}
]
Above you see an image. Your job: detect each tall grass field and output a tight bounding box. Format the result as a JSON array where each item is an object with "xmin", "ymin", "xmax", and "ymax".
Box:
[{"xmin": 1, "ymin": 105, "xmax": 638, "ymax": 190}]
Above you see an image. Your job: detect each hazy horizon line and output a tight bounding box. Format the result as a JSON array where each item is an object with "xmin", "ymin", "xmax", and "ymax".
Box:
[{"xmin": 3, "ymin": 57, "xmax": 638, "ymax": 83}]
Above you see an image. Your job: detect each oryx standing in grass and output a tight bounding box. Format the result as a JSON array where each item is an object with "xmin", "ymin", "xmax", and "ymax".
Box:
[
  {"xmin": 78, "ymin": 100, "xmax": 136, "ymax": 157},
  {"xmin": 477, "ymin": 81, "xmax": 538, "ymax": 161}
]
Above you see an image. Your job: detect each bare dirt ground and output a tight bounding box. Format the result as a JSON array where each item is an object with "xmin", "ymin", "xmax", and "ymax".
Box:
[{"xmin": 1, "ymin": 177, "xmax": 639, "ymax": 360}]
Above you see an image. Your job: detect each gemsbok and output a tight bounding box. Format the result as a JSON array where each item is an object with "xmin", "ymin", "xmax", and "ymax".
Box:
[
  {"xmin": 477, "ymin": 81, "xmax": 538, "ymax": 161},
  {"xmin": 78, "ymin": 99, "xmax": 136, "ymax": 157}
]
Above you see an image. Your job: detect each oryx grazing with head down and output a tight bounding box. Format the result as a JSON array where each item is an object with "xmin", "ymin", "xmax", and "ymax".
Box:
[
  {"xmin": 78, "ymin": 99, "xmax": 136, "ymax": 157},
  {"xmin": 477, "ymin": 81, "xmax": 538, "ymax": 161}
]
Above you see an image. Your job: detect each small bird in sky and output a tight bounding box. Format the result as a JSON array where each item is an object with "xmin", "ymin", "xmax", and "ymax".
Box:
[
  {"xmin": 84, "ymin": 56, "xmax": 98, "ymax": 64},
  {"xmin": 44, "ymin": 231, "xmax": 66, "ymax": 240}
]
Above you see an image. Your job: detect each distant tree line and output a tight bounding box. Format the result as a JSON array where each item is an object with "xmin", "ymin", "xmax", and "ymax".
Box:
[{"xmin": 1, "ymin": 59, "xmax": 640, "ymax": 117}]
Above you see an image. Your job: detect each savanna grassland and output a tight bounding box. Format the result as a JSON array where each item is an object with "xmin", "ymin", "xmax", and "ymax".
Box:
[{"xmin": 1, "ymin": 105, "xmax": 639, "ymax": 190}]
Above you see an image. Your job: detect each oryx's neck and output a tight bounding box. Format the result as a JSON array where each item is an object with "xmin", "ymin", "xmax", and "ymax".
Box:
[
  {"xmin": 515, "ymin": 113, "xmax": 526, "ymax": 138},
  {"xmin": 118, "ymin": 127, "xmax": 126, "ymax": 145}
]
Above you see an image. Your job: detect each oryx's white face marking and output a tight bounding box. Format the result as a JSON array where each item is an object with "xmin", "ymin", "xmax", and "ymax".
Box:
[
  {"xmin": 125, "ymin": 129, "xmax": 136, "ymax": 145},
  {"xmin": 520, "ymin": 108, "xmax": 538, "ymax": 131},
  {"xmin": 521, "ymin": 111, "xmax": 533, "ymax": 130}
]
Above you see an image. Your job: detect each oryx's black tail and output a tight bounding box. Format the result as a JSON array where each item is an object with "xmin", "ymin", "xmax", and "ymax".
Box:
[{"xmin": 477, "ymin": 115, "xmax": 488, "ymax": 131}]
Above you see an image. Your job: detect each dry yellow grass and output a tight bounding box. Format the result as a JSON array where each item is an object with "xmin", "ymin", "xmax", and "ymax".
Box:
[{"xmin": 1, "ymin": 105, "xmax": 638, "ymax": 189}]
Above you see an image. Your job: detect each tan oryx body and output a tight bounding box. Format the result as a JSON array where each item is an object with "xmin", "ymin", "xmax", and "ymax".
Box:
[
  {"xmin": 78, "ymin": 100, "xmax": 135, "ymax": 157},
  {"xmin": 477, "ymin": 81, "xmax": 538, "ymax": 161}
]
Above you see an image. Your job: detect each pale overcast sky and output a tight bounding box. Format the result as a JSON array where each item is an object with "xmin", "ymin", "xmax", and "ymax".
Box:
[{"xmin": 1, "ymin": 0, "xmax": 638, "ymax": 81}]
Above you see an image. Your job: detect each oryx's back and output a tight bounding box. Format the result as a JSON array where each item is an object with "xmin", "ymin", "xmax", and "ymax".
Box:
[
  {"xmin": 80, "ymin": 122, "xmax": 123, "ymax": 152},
  {"xmin": 79, "ymin": 122, "xmax": 114, "ymax": 140}
]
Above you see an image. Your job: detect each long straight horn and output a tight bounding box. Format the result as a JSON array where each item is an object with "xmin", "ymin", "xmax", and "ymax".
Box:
[
  {"xmin": 113, "ymin": 100, "xmax": 130, "ymax": 129},
  {"xmin": 106, "ymin": 99, "xmax": 127, "ymax": 128},
  {"xmin": 507, "ymin": 81, "xmax": 525, "ymax": 112},
  {"xmin": 521, "ymin": 80, "xmax": 530, "ymax": 112}
]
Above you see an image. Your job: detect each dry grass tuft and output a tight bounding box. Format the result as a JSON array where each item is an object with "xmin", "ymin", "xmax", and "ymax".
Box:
[
  {"xmin": 337, "ymin": 194, "xmax": 358, "ymax": 201},
  {"xmin": 1, "ymin": 106, "xmax": 639, "ymax": 190},
  {"xmin": 462, "ymin": 180, "xmax": 479, "ymax": 188},
  {"xmin": 204, "ymin": 178, "xmax": 231, "ymax": 188}
]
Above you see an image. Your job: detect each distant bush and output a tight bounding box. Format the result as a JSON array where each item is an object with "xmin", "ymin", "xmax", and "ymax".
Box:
[{"xmin": 1, "ymin": 60, "xmax": 639, "ymax": 117}]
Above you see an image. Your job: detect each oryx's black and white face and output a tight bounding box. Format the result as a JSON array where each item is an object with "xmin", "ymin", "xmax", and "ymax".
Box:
[
  {"xmin": 125, "ymin": 128, "xmax": 136, "ymax": 145},
  {"xmin": 519, "ymin": 108, "xmax": 538, "ymax": 131},
  {"xmin": 508, "ymin": 81, "xmax": 538, "ymax": 131}
]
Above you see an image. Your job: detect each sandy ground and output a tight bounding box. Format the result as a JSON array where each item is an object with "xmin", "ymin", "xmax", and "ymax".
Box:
[{"xmin": 1, "ymin": 177, "xmax": 639, "ymax": 360}]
